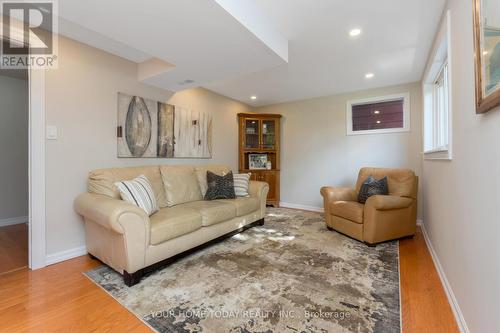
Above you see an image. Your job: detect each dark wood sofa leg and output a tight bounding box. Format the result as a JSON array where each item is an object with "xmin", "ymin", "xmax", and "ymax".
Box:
[
  {"xmin": 123, "ymin": 270, "xmax": 143, "ymax": 287},
  {"xmin": 256, "ymin": 218, "xmax": 265, "ymax": 226},
  {"xmin": 364, "ymin": 242, "xmax": 377, "ymax": 247}
]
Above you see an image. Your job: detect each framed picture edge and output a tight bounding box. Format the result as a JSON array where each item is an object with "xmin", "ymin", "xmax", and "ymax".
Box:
[
  {"xmin": 248, "ymin": 153, "xmax": 268, "ymax": 170},
  {"xmin": 473, "ymin": 0, "xmax": 500, "ymax": 114}
]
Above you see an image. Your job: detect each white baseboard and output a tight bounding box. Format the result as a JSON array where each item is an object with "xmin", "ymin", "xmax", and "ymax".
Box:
[
  {"xmin": 0, "ymin": 216, "xmax": 28, "ymax": 227},
  {"xmin": 279, "ymin": 202, "xmax": 324, "ymax": 213},
  {"xmin": 45, "ymin": 245, "xmax": 87, "ymax": 266},
  {"xmin": 419, "ymin": 221, "xmax": 469, "ymax": 333},
  {"xmin": 416, "ymin": 218, "xmax": 423, "ymax": 226}
]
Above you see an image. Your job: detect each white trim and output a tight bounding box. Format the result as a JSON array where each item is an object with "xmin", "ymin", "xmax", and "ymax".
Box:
[
  {"xmin": 279, "ymin": 202, "xmax": 324, "ymax": 213},
  {"xmin": 422, "ymin": 10, "xmax": 453, "ymax": 161},
  {"xmin": 346, "ymin": 92, "xmax": 411, "ymax": 136},
  {"xmin": 29, "ymin": 68, "xmax": 46, "ymax": 269},
  {"xmin": 419, "ymin": 221, "xmax": 469, "ymax": 333},
  {"xmin": 45, "ymin": 246, "xmax": 87, "ymax": 266},
  {"xmin": 2, "ymin": 18, "xmax": 48, "ymax": 270},
  {"xmin": 0, "ymin": 216, "xmax": 29, "ymax": 227}
]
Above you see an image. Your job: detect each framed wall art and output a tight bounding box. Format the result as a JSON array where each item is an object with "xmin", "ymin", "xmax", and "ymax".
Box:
[{"xmin": 473, "ymin": 0, "xmax": 500, "ymax": 113}]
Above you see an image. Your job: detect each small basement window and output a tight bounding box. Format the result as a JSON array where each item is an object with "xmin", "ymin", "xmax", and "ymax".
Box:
[{"xmin": 346, "ymin": 93, "xmax": 410, "ymax": 135}]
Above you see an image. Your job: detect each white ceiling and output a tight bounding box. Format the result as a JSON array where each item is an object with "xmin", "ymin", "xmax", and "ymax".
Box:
[{"xmin": 56, "ymin": 0, "xmax": 446, "ymax": 106}]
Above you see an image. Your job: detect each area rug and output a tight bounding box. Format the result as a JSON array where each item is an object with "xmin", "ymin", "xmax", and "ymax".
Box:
[{"xmin": 85, "ymin": 208, "xmax": 400, "ymax": 333}]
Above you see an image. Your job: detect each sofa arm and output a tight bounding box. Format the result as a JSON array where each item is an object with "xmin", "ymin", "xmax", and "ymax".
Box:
[
  {"xmin": 365, "ymin": 195, "xmax": 413, "ymax": 211},
  {"xmin": 249, "ymin": 181, "xmax": 269, "ymax": 200},
  {"xmin": 74, "ymin": 193, "xmax": 149, "ymax": 234},
  {"xmin": 320, "ymin": 187, "xmax": 357, "ymax": 202},
  {"xmin": 249, "ymin": 181, "xmax": 269, "ymax": 218}
]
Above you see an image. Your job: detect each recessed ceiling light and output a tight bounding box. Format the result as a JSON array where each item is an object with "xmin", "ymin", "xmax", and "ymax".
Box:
[
  {"xmin": 376, "ymin": 120, "xmax": 381, "ymax": 124},
  {"xmin": 250, "ymin": 96, "xmax": 257, "ymax": 100},
  {"xmin": 365, "ymin": 73, "xmax": 374, "ymax": 79},
  {"xmin": 374, "ymin": 110, "xmax": 380, "ymax": 114},
  {"xmin": 349, "ymin": 28, "xmax": 362, "ymax": 37},
  {"xmin": 483, "ymin": 51, "xmax": 489, "ymax": 55}
]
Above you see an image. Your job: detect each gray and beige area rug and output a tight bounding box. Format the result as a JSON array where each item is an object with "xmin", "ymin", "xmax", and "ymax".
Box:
[{"xmin": 85, "ymin": 208, "xmax": 400, "ymax": 333}]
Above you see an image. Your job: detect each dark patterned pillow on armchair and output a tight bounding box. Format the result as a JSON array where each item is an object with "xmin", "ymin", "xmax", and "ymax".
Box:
[
  {"xmin": 358, "ymin": 176, "xmax": 389, "ymax": 203},
  {"xmin": 204, "ymin": 171, "xmax": 236, "ymax": 200}
]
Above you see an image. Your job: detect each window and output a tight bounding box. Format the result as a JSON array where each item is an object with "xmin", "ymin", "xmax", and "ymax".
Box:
[
  {"xmin": 423, "ymin": 10, "xmax": 452, "ymax": 160},
  {"xmin": 346, "ymin": 93, "xmax": 410, "ymax": 135}
]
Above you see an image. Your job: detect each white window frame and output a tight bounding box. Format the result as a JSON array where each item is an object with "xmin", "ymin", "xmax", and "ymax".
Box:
[
  {"xmin": 422, "ymin": 10, "xmax": 452, "ymax": 160},
  {"xmin": 346, "ymin": 92, "xmax": 411, "ymax": 136}
]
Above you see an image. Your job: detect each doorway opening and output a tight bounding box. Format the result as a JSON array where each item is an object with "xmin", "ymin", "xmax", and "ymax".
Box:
[{"xmin": 0, "ymin": 68, "xmax": 29, "ymax": 274}]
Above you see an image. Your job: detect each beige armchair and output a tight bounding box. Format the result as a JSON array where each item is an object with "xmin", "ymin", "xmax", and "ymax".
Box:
[{"xmin": 320, "ymin": 167, "xmax": 418, "ymax": 245}]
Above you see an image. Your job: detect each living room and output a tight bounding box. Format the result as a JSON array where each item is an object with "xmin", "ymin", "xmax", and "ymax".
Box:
[{"xmin": 0, "ymin": 0, "xmax": 499, "ymax": 332}]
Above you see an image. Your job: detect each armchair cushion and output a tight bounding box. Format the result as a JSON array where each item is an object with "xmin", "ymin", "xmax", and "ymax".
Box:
[
  {"xmin": 357, "ymin": 176, "xmax": 388, "ymax": 203},
  {"xmin": 330, "ymin": 201, "xmax": 364, "ymax": 224}
]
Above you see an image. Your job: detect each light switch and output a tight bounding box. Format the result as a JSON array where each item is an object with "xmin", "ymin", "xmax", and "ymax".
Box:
[{"xmin": 46, "ymin": 126, "xmax": 58, "ymax": 140}]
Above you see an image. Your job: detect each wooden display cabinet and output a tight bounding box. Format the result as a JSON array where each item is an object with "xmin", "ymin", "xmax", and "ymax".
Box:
[{"xmin": 237, "ymin": 113, "xmax": 281, "ymax": 207}]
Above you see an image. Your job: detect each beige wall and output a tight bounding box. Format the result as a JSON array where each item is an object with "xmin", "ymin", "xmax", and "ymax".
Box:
[
  {"xmin": 0, "ymin": 75, "xmax": 29, "ymax": 221},
  {"xmin": 45, "ymin": 36, "xmax": 252, "ymax": 255},
  {"xmin": 256, "ymin": 82, "xmax": 423, "ymax": 215},
  {"xmin": 422, "ymin": 1, "xmax": 500, "ymax": 331}
]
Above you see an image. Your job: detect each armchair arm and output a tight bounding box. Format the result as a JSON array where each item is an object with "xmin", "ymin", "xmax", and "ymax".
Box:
[
  {"xmin": 74, "ymin": 193, "xmax": 149, "ymax": 234},
  {"xmin": 248, "ymin": 181, "xmax": 269, "ymax": 218},
  {"xmin": 320, "ymin": 187, "xmax": 357, "ymax": 202},
  {"xmin": 365, "ymin": 195, "xmax": 413, "ymax": 211}
]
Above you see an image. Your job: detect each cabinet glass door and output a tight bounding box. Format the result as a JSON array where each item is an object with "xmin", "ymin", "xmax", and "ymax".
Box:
[
  {"xmin": 261, "ymin": 120, "xmax": 276, "ymax": 150},
  {"xmin": 244, "ymin": 119, "xmax": 260, "ymax": 149}
]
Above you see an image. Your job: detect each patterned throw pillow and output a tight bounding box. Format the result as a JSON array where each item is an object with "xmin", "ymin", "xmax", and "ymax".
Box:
[
  {"xmin": 358, "ymin": 176, "xmax": 389, "ymax": 203},
  {"xmin": 204, "ymin": 171, "xmax": 236, "ymax": 200},
  {"xmin": 233, "ymin": 173, "xmax": 251, "ymax": 197},
  {"xmin": 115, "ymin": 175, "xmax": 158, "ymax": 216}
]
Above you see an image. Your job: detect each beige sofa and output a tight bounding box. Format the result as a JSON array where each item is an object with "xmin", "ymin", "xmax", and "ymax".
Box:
[
  {"xmin": 74, "ymin": 164, "xmax": 269, "ymax": 286},
  {"xmin": 321, "ymin": 167, "xmax": 418, "ymax": 245}
]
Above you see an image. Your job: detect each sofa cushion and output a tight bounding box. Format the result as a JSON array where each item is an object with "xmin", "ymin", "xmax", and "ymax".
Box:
[
  {"xmin": 233, "ymin": 173, "xmax": 251, "ymax": 197},
  {"xmin": 195, "ymin": 165, "xmax": 231, "ymax": 196},
  {"xmin": 330, "ymin": 201, "xmax": 364, "ymax": 224},
  {"xmin": 217, "ymin": 197, "xmax": 260, "ymax": 216},
  {"xmin": 115, "ymin": 175, "xmax": 158, "ymax": 216},
  {"xmin": 160, "ymin": 165, "xmax": 202, "ymax": 207},
  {"xmin": 88, "ymin": 166, "xmax": 167, "ymax": 207},
  {"xmin": 149, "ymin": 206, "xmax": 202, "ymax": 245},
  {"xmin": 181, "ymin": 201, "xmax": 237, "ymax": 226},
  {"xmin": 204, "ymin": 171, "xmax": 236, "ymax": 200}
]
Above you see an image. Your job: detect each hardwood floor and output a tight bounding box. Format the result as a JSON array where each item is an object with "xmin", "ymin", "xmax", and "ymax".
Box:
[
  {"xmin": 400, "ymin": 228, "xmax": 459, "ymax": 333},
  {"xmin": 0, "ymin": 223, "xmax": 28, "ymax": 275},
  {"xmin": 0, "ymin": 226, "xmax": 458, "ymax": 333}
]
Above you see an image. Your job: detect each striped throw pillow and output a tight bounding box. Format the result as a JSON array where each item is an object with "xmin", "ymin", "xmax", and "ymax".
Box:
[
  {"xmin": 233, "ymin": 173, "xmax": 251, "ymax": 197},
  {"xmin": 115, "ymin": 175, "xmax": 158, "ymax": 216}
]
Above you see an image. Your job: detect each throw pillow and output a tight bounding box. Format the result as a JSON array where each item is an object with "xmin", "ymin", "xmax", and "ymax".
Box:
[
  {"xmin": 115, "ymin": 175, "xmax": 159, "ymax": 216},
  {"xmin": 204, "ymin": 171, "xmax": 236, "ymax": 200},
  {"xmin": 358, "ymin": 176, "xmax": 389, "ymax": 203},
  {"xmin": 233, "ymin": 173, "xmax": 251, "ymax": 197}
]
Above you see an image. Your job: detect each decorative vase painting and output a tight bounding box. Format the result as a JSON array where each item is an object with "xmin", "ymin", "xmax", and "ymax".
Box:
[{"xmin": 117, "ymin": 93, "xmax": 212, "ymax": 158}]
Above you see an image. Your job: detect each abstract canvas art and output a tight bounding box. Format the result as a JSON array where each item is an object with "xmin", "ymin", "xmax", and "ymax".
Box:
[{"xmin": 117, "ymin": 93, "xmax": 212, "ymax": 158}]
